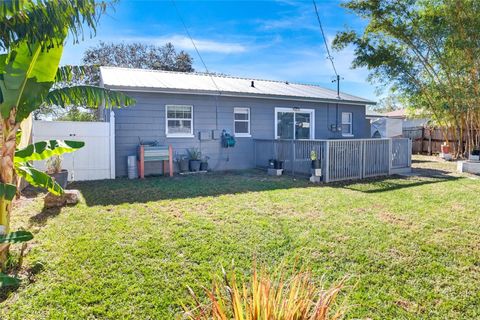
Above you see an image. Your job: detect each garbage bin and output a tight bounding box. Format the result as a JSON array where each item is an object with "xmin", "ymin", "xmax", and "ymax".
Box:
[{"xmin": 127, "ymin": 155, "xmax": 138, "ymax": 179}]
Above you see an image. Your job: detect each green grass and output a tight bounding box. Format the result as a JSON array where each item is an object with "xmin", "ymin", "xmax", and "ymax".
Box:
[{"xmin": 1, "ymin": 156, "xmax": 480, "ymax": 319}]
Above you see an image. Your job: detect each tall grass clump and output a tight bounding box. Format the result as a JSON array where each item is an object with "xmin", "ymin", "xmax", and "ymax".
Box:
[{"xmin": 184, "ymin": 266, "xmax": 348, "ymax": 320}]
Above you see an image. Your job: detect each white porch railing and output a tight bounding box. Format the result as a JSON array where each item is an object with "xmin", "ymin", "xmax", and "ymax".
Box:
[{"xmin": 253, "ymin": 138, "xmax": 412, "ymax": 183}]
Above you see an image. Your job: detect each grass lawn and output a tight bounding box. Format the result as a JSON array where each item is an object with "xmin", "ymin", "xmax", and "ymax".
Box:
[{"xmin": 1, "ymin": 156, "xmax": 479, "ymax": 319}]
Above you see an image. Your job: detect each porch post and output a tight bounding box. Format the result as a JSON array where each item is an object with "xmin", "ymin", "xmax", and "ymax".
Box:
[
  {"xmin": 388, "ymin": 138, "xmax": 393, "ymax": 175},
  {"xmin": 324, "ymin": 140, "xmax": 330, "ymax": 183},
  {"xmin": 407, "ymin": 138, "xmax": 412, "ymax": 167},
  {"xmin": 291, "ymin": 140, "xmax": 295, "ymax": 177},
  {"xmin": 109, "ymin": 111, "xmax": 116, "ymax": 179},
  {"xmin": 361, "ymin": 140, "xmax": 366, "ymax": 179}
]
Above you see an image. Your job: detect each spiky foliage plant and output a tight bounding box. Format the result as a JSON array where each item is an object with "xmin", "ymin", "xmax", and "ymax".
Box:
[{"xmin": 184, "ymin": 267, "xmax": 347, "ymax": 320}]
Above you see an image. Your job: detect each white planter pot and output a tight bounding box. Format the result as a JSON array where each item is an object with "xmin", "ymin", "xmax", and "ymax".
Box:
[
  {"xmin": 469, "ymin": 154, "xmax": 480, "ymax": 162},
  {"xmin": 268, "ymin": 168, "xmax": 283, "ymax": 176}
]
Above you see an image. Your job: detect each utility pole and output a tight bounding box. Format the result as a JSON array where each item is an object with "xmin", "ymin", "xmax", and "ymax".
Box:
[{"xmin": 336, "ymin": 74, "xmax": 340, "ymax": 99}]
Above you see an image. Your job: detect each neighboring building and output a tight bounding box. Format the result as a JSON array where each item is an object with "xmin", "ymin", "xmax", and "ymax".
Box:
[
  {"xmin": 365, "ymin": 109, "xmax": 386, "ymax": 120},
  {"xmin": 385, "ymin": 109, "xmax": 430, "ymax": 128},
  {"xmin": 100, "ymin": 67, "xmax": 375, "ymax": 177}
]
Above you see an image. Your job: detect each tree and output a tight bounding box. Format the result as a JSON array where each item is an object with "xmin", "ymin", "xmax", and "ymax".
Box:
[
  {"xmin": 373, "ymin": 94, "xmax": 403, "ymax": 114},
  {"xmin": 55, "ymin": 106, "xmax": 97, "ymax": 122},
  {"xmin": 82, "ymin": 41, "xmax": 194, "ymax": 84},
  {"xmin": 333, "ymin": 0, "xmax": 480, "ymax": 156},
  {"xmin": 0, "ymin": 0, "xmax": 134, "ymax": 271},
  {"xmin": 35, "ymin": 41, "xmax": 194, "ymax": 120}
]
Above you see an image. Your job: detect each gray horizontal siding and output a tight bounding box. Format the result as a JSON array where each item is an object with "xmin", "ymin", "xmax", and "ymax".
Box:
[{"xmin": 114, "ymin": 92, "xmax": 368, "ymax": 177}]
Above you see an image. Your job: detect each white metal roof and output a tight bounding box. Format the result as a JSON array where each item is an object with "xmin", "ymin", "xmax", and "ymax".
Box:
[
  {"xmin": 100, "ymin": 67, "xmax": 375, "ymax": 105},
  {"xmin": 366, "ymin": 109, "xmax": 386, "ymax": 118}
]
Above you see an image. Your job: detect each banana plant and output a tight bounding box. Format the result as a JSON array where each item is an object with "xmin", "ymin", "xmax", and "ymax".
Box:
[
  {"xmin": 0, "ymin": 230, "xmax": 34, "ymax": 287},
  {"xmin": 0, "ymin": 1, "xmax": 135, "ymax": 242}
]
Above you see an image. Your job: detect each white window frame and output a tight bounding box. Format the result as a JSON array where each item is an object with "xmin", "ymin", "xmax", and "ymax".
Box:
[
  {"xmin": 165, "ymin": 105, "xmax": 194, "ymax": 138},
  {"xmin": 341, "ymin": 112, "xmax": 353, "ymax": 137},
  {"xmin": 233, "ymin": 107, "xmax": 251, "ymax": 137},
  {"xmin": 274, "ymin": 107, "xmax": 315, "ymax": 140}
]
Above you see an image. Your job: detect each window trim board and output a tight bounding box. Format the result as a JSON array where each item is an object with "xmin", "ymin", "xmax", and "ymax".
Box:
[
  {"xmin": 165, "ymin": 104, "xmax": 194, "ymax": 138},
  {"xmin": 233, "ymin": 107, "xmax": 251, "ymax": 137},
  {"xmin": 341, "ymin": 111, "xmax": 353, "ymax": 137}
]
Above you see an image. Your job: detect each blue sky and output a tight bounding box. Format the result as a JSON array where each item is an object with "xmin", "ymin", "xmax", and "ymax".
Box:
[{"xmin": 62, "ymin": 0, "xmax": 378, "ymax": 101}]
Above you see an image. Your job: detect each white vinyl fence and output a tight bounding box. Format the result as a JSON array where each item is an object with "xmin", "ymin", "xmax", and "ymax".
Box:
[
  {"xmin": 254, "ymin": 138, "xmax": 412, "ymax": 183},
  {"xmin": 32, "ymin": 112, "xmax": 115, "ymax": 181}
]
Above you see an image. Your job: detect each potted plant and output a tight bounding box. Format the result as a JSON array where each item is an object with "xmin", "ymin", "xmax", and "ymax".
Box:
[
  {"xmin": 275, "ymin": 160, "xmax": 284, "ymax": 170},
  {"xmin": 310, "ymin": 150, "xmax": 321, "ymax": 176},
  {"xmin": 440, "ymin": 142, "xmax": 450, "ymax": 154},
  {"xmin": 200, "ymin": 156, "xmax": 210, "ymax": 171},
  {"xmin": 187, "ymin": 148, "xmax": 202, "ymax": 172},
  {"xmin": 176, "ymin": 153, "xmax": 190, "ymax": 172},
  {"xmin": 470, "ymin": 147, "xmax": 480, "ymax": 161},
  {"xmin": 46, "ymin": 155, "xmax": 68, "ymax": 189},
  {"xmin": 268, "ymin": 159, "xmax": 276, "ymax": 169}
]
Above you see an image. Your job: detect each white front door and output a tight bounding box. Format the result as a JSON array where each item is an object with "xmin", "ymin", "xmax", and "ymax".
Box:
[{"xmin": 275, "ymin": 108, "xmax": 315, "ymax": 139}]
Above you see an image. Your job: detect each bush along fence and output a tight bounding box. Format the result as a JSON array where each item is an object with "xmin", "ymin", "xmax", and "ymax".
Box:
[{"xmin": 254, "ymin": 138, "xmax": 412, "ymax": 183}]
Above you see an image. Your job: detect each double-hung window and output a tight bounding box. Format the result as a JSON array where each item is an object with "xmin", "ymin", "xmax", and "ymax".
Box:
[
  {"xmin": 234, "ymin": 107, "xmax": 250, "ymax": 137},
  {"xmin": 166, "ymin": 105, "xmax": 193, "ymax": 137},
  {"xmin": 341, "ymin": 112, "xmax": 353, "ymax": 136}
]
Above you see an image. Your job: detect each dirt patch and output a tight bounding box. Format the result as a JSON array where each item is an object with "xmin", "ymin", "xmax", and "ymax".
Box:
[{"xmin": 378, "ymin": 212, "xmax": 413, "ymax": 228}]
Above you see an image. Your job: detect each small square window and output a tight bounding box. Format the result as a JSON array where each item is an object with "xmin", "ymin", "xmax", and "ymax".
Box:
[
  {"xmin": 341, "ymin": 112, "xmax": 353, "ymax": 136},
  {"xmin": 234, "ymin": 108, "xmax": 250, "ymax": 137}
]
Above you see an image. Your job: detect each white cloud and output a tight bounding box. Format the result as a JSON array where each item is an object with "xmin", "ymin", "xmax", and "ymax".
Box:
[{"xmin": 140, "ymin": 35, "xmax": 247, "ymax": 54}]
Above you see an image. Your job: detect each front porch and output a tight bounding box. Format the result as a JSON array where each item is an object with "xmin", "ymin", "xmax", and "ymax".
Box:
[{"xmin": 253, "ymin": 138, "xmax": 412, "ymax": 182}]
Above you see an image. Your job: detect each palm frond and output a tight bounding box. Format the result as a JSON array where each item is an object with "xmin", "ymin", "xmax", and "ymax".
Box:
[
  {"xmin": 0, "ymin": 0, "xmax": 112, "ymax": 50},
  {"xmin": 44, "ymin": 85, "xmax": 135, "ymax": 109},
  {"xmin": 0, "ymin": 0, "xmax": 26, "ymax": 16},
  {"xmin": 54, "ymin": 65, "xmax": 99, "ymax": 83}
]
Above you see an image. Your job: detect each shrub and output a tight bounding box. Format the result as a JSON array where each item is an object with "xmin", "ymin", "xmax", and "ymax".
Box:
[{"xmin": 184, "ymin": 266, "xmax": 347, "ymax": 320}]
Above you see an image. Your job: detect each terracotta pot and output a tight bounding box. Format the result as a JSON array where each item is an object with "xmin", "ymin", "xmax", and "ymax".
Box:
[{"xmin": 440, "ymin": 144, "xmax": 450, "ymax": 154}]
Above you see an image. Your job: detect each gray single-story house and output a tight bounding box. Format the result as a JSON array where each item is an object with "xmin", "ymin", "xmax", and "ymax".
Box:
[{"xmin": 99, "ymin": 67, "xmax": 375, "ymax": 177}]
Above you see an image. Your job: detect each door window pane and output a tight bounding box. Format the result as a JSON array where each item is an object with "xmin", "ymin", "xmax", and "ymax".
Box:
[
  {"xmin": 277, "ymin": 112, "xmax": 294, "ymax": 139},
  {"xmin": 295, "ymin": 112, "xmax": 311, "ymax": 139}
]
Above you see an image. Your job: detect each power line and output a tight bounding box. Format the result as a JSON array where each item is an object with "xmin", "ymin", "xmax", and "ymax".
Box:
[
  {"xmin": 312, "ymin": 0, "xmax": 338, "ymax": 77},
  {"xmin": 170, "ymin": 0, "xmax": 221, "ymax": 94}
]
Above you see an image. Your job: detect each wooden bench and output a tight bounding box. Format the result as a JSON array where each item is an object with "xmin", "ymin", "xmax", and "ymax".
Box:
[{"xmin": 138, "ymin": 145, "xmax": 173, "ymax": 179}]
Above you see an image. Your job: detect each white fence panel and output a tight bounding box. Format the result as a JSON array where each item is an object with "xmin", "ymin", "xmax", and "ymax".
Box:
[
  {"xmin": 327, "ymin": 140, "xmax": 363, "ymax": 182},
  {"xmin": 392, "ymin": 138, "xmax": 411, "ymax": 168},
  {"xmin": 32, "ymin": 115, "xmax": 115, "ymax": 181},
  {"xmin": 363, "ymin": 139, "xmax": 390, "ymax": 178}
]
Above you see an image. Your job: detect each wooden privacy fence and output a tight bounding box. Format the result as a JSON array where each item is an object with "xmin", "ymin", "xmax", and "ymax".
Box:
[
  {"xmin": 254, "ymin": 138, "xmax": 412, "ymax": 183},
  {"xmin": 403, "ymin": 126, "xmax": 479, "ymax": 154}
]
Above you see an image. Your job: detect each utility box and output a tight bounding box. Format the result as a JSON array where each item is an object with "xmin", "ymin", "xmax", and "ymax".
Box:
[
  {"xmin": 212, "ymin": 129, "xmax": 222, "ymax": 140},
  {"xmin": 198, "ymin": 130, "xmax": 212, "ymax": 141}
]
